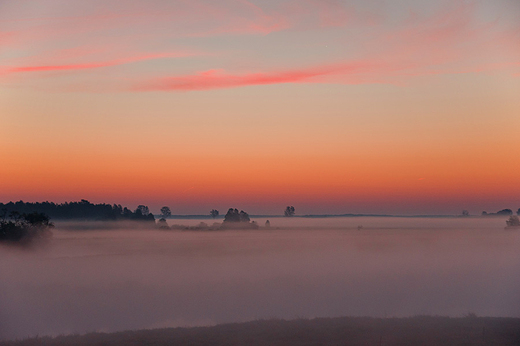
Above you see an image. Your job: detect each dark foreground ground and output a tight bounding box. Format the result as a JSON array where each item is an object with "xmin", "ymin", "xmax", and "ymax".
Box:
[{"xmin": 2, "ymin": 316, "xmax": 520, "ymax": 346}]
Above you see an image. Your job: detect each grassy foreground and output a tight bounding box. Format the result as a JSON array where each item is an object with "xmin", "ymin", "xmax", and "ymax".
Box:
[{"xmin": 2, "ymin": 316, "xmax": 520, "ymax": 346}]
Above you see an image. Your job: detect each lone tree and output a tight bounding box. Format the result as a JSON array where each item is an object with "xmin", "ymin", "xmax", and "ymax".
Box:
[
  {"xmin": 517, "ymin": 208, "xmax": 520, "ymax": 216},
  {"xmin": 210, "ymin": 209, "xmax": 219, "ymax": 218},
  {"xmin": 462, "ymin": 210, "xmax": 469, "ymax": 217},
  {"xmin": 160, "ymin": 206, "xmax": 172, "ymax": 218},
  {"xmin": 284, "ymin": 206, "xmax": 295, "ymax": 217}
]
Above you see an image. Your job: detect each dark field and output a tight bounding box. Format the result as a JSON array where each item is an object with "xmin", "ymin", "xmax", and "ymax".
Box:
[{"xmin": 2, "ymin": 316, "xmax": 520, "ymax": 346}]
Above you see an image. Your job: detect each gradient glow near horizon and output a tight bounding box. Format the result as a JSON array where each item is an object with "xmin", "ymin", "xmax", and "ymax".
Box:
[{"xmin": 1, "ymin": 0, "xmax": 519, "ymax": 215}]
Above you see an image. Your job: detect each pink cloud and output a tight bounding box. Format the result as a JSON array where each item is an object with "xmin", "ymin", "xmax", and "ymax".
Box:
[
  {"xmin": 2, "ymin": 52, "xmax": 196, "ymax": 75},
  {"xmin": 1, "ymin": 0, "xmax": 291, "ymax": 48},
  {"xmin": 0, "ymin": 0, "xmax": 377, "ymax": 81},
  {"xmin": 1, "ymin": 0, "xmax": 376, "ymax": 51},
  {"xmin": 3, "ymin": 0, "xmax": 518, "ymax": 92},
  {"xmin": 353, "ymin": 1, "xmax": 518, "ymax": 78},
  {"xmin": 133, "ymin": 61, "xmax": 395, "ymax": 91},
  {"xmin": 370, "ymin": 2, "xmax": 479, "ymax": 66},
  {"xmin": 133, "ymin": 1, "xmax": 518, "ymax": 92}
]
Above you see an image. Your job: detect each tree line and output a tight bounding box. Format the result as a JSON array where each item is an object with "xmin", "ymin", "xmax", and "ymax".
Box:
[
  {"xmin": 0, "ymin": 200, "xmax": 155, "ymax": 222},
  {"xmin": 481, "ymin": 208, "xmax": 520, "ymax": 216}
]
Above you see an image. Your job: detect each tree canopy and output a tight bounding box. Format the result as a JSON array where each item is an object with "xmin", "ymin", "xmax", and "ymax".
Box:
[
  {"xmin": 160, "ymin": 206, "xmax": 172, "ymax": 218},
  {"xmin": 0, "ymin": 200, "xmax": 155, "ymax": 222},
  {"xmin": 284, "ymin": 206, "xmax": 295, "ymax": 217},
  {"xmin": 0, "ymin": 211, "xmax": 54, "ymax": 244},
  {"xmin": 221, "ymin": 208, "xmax": 257, "ymax": 229}
]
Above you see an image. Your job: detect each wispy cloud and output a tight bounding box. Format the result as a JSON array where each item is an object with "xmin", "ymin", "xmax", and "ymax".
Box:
[
  {"xmin": 133, "ymin": 60, "xmax": 402, "ymax": 91},
  {"xmin": 1, "ymin": 0, "xmax": 518, "ymax": 91},
  {"xmin": 132, "ymin": 0, "xmax": 520, "ymax": 92},
  {"xmin": 0, "ymin": 0, "xmax": 291, "ymax": 48},
  {"xmin": 2, "ymin": 52, "xmax": 196, "ymax": 75}
]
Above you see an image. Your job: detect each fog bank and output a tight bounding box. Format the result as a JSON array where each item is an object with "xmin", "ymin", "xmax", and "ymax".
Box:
[{"xmin": 1, "ymin": 217, "xmax": 519, "ymax": 340}]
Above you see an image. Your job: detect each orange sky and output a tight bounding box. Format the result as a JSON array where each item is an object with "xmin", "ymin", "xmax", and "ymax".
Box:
[{"xmin": 1, "ymin": 0, "xmax": 519, "ymax": 214}]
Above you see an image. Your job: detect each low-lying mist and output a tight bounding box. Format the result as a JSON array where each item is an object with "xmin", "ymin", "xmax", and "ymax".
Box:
[{"xmin": 1, "ymin": 217, "xmax": 519, "ymax": 340}]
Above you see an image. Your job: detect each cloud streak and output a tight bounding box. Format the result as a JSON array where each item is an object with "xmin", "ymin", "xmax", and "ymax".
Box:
[
  {"xmin": 133, "ymin": 0, "xmax": 520, "ymax": 92},
  {"xmin": 133, "ymin": 61, "xmax": 391, "ymax": 91},
  {"xmin": 1, "ymin": 0, "xmax": 518, "ymax": 91},
  {"xmin": 2, "ymin": 52, "xmax": 196, "ymax": 75}
]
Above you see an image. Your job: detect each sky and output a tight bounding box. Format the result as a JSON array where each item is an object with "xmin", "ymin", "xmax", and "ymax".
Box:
[{"xmin": 1, "ymin": 0, "xmax": 519, "ymax": 215}]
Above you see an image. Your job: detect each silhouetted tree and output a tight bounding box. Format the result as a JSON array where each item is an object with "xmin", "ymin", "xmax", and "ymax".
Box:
[
  {"xmin": 284, "ymin": 206, "xmax": 295, "ymax": 217},
  {"xmin": 210, "ymin": 209, "xmax": 219, "ymax": 218},
  {"xmin": 0, "ymin": 200, "xmax": 159, "ymax": 222},
  {"xmin": 23, "ymin": 212, "xmax": 52, "ymax": 227},
  {"xmin": 157, "ymin": 218, "xmax": 170, "ymax": 229},
  {"xmin": 136, "ymin": 205, "xmax": 150, "ymax": 216},
  {"xmin": 147, "ymin": 213, "xmax": 156, "ymax": 222},
  {"xmin": 9, "ymin": 211, "xmax": 22, "ymax": 222},
  {"xmin": 128, "ymin": 205, "xmax": 154, "ymax": 222},
  {"xmin": 223, "ymin": 209, "xmax": 248, "ymax": 222},
  {"xmin": 496, "ymin": 209, "xmax": 512, "ymax": 216},
  {"xmin": 239, "ymin": 210, "xmax": 250, "ymax": 222},
  {"xmin": 224, "ymin": 208, "xmax": 241, "ymax": 222},
  {"xmin": 506, "ymin": 215, "xmax": 520, "ymax": 227},
  {"xmin": 221, "ymin": 208, "xmax": 257, "ymax": 229},
  {"xmin": 517, "ymin": 208, "xmax": 520, "ymax": 216},
  {"xmin": 0, "ymin": 212, "xmax": 53, "ymax": 244},
  {"xmin": 123, "ymin": 207, "xmax": 133, "ymax": 218},
  {"xmin": 111, "ymin": 204, "xmax": 123, "ymax": 219},
  {"xmin": 462, "ymin": 210, "xmax": 469, "ymax": 217},
  {"xmin": 482, "ymin": 209, "xmax": 515, "ymax": 217},
  {"xmin": 160, "ymin": 206, "xmax": 172, "ymax": 218}
]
